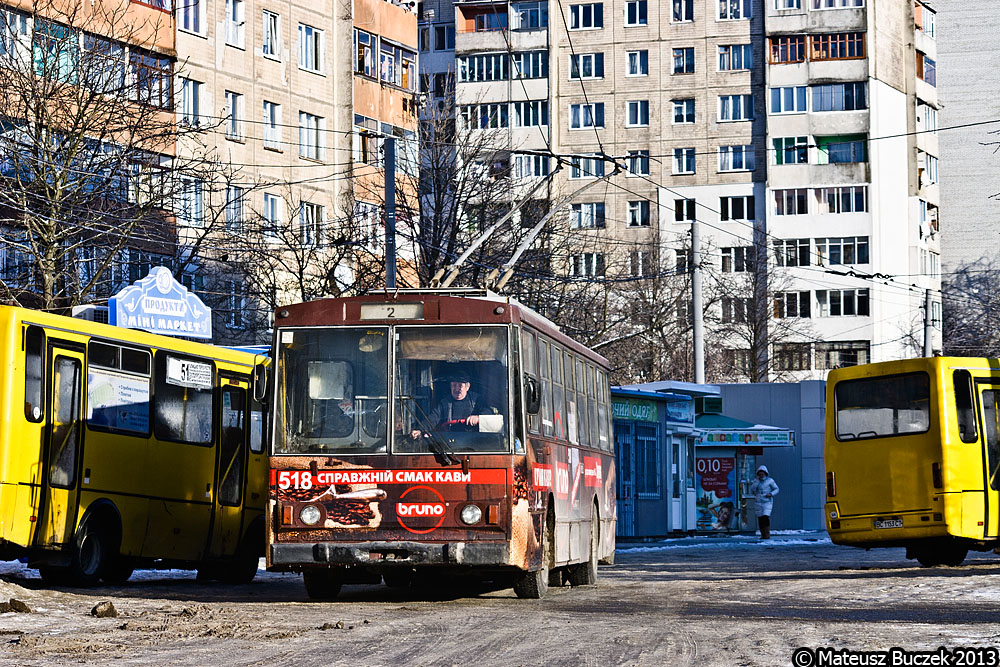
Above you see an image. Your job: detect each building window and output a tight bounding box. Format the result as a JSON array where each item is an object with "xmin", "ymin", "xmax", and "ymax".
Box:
[
  {"xmin": 179, "ymin": 77, "xmax": 201, "ymax": 126},
  {"xmin": 769, "ymin": 35, "xmax": 805, "ymax": 63},
  {"xmin": 773, "ymin": 343, "xmax": 811, "ymax": 371},
  {"xmin": 263, "ymin": 101, "xmax": 281, "ymax": 149},
  {"xmin": 815, "ymin": 341, "xmax": 869, "ymax": 370},
  {"xmin": 774, "ymin": 292, "xmax": 811, "ymax": 319},
  {"xmin": 569, "ymin": 3, "xmax": 604, "ymax": 29},
  {"xmin": 916, "ymin": 52, "xmax": 936, "ymax": 86},
  {"xmin": 721, "ymin": 246, "xmax": 755, "ymax": 272},
  {"xmin": 816, "ymin": 236, "xmax": 869, "ymax": 265},
  {"xmin": 569, "ymin": 103, "xmax": 605, "ymax": 129},
  {"xmin": 298, "ymin": 24, "xmax": 323, "ymax": 73},
  {"xmin": 380, "ymin": 42, "xmax": 417, "ymax": 90},
  {"xmin": 630, "ymin": 251, "xmax": 653, "ymax": 277},
  {"xmin": 627, "ymin": 100, "xmax": 650, "ymax": 127},
  {"xmin": 917, "ymin": 102, "xmax": 937, "ymax": 132},
  {"xmin": 569, "ymin": 253, "xmax": 605, "ymax": 277},
  {"xmin": 513, "ymin": 154, "xmax": 551, "ymax": 178},
  {"xmin": 355, "ymin": 29, "xmax": 376, "ymax": 76},
  {"xmin": 177, "ymin": 178, "xmax": 204, "ymax": 227},
  {"xmin": 627, "ymin": 150, "xmax": 650, "ymax": 176},
  {"xmin": 721, "ymin": 195, "xmax": 754, "ymax": 222},
  {"xmin": 0, "ymin": 9, "xmax": 29, "ymax": 64},
  {"xmin": 512, "ymin": 1, "xmax": 548, "ymax": 29},
  {"xmin": 224, "ymin": 90, "xmax": 243, "ymax": 139},
  {"xmin": 719, "ymin": 145, "xmax": 755, "ymax": 171},
  {"xmin": 923, "ymin": 153, "xmax": 938, "ymax": 184},
  {"xmin": 512, "ymin": 100, "xmax": 548, "ymax": 127},
  {"xmin": 718, "ymin": 44, "xmax": 752, "ymax": 70},
  {"xmin": 474, "ymin": 12, "xmax": 507, "ymax": 31},
  {"xmin": 299, "ymin": 202, "xmax": 323, "ymax": 245},
  {"xmin": 569, "ymin": 52, "xmax": 604, "ymax": 79},
  {"xmin": 774, "ymin": 0, "xmax": 801, "ymax": 9},
  {"xmin": 131, "ymin": 51, "xmax": 173, "ymax": 109},
  {"xmin": 916, "ymin": 3, "xmax": 935, "ymax": 38},
  {"xmin": 770, "ymin": 86, "xmax": 806, "ymax": 113},
  {"xmin": 774, "ymin": 188, "xmax": 808, "ymax": 215},
  {"xmin": 262, "ymin": 10, "xmax": 280, "ymax": 59},
  {"xmin": 673, "ymin": 0, "xmax": 693, "ymax": 21},
  {"xmin": 675, "ymin": 198, "xmax": 695, "ymax": 223},
  {"xmin": 672, "ymin": 47, "xmax": 694, "ymax": 73},
  {"xmin": 462, "ymin": 103, "xmax": 509, "ymax": 129},
  {"xmin": 673, "ymin": 99, "xmax": 695, "ymax": 124},
  {"xmin": 627, "ymin": 49, "xmax": 648, "ymax": 75},
  {"xmin": 812, "ymin": 0, "xmax": 864, "ymax": 9},
  {"xmin": 458, "ymin": 53, "xmax": 510, "ymax": 82},
  {"xmin": 816, "ymin": 135, "xmax": 867, "ymax": 163},
  {"xmin": 673, "ymin": 147, "xmax": 695, "ymax": 174},
  {"xmin": 814, "ymin": 186, "xmax": 867, "ymax": 214},
  {"xmin": 571, "ymin": 202, "xmax": 606, "ymax": 229},
  {"xmin": 627, "ymin": 200, "xmax": 650, "ymax": 227},
  {"xmin": 226, "ymin": 280, "xmax": 246, "ymax": 328},
  {"xmin": 816, "ymin": 289, "xmax": 870, "ymax": 316},
  {"xmin": 434, "ymin": 24, "xmax": 456, "ymax": 49},
  {"xmin": 721, "ymin": 298, "xmax": 751, "ymax": 324},
  {"xmin": 179, "ymin": 0, "xmax": 202, "ymax": 34},
  {"xmin": 625, "ymin": 0, "xmax": 648, "ymax": 26},
  {"xmin": 513, "ymin": 50, "xmax": 548, "ymax": 78},
  {"xmin": 812, "ymin": 82, "xmax": 867, "ymax": 111},
  {"xmin": 719, "ymin": 0, "xmax": 751, "ymax": 19},
  {"xmin": 225, "ymin": 0, "xmax": 245, "ymax": 47},
  {"xmin": 773, "ymin": 238, "xmax": 811, "ymax": 267},
  {"xmin": 772, "ymin": 136, "xmax": 808, "ymax": 164},
  {"xmin": 262, "ymin": 193, "xmax": 281, "ymax": 240},
  {"xmin": 225, "ymin": 185, "xmax": 244, "ymax": 232},
  {"xmin": 811, "ymin": 32, "xmax": 866, "ymax": 60},
  {"xmin": 719, "ymin": 94, "xmax": 754, "ymax": 121},
  {"xmin": 569, "ymin": 154, "xmax": 606, "ymax": 179}
]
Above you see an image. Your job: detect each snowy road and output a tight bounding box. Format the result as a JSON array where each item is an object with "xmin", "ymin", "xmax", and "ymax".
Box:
[{"xmin": 2, "ymin": 532, "xmax": 1000, "ymax": 666}]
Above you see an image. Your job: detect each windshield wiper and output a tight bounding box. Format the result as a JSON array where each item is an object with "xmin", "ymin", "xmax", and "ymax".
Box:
[{"xmin": 399, "ymin": 397, "xmax": 460, "ymax": 467}]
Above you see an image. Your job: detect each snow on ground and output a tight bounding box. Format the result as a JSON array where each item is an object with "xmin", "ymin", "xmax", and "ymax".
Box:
[{"xmin": 617, "ymin": 530, "xmax": 832, "ymax": 552}]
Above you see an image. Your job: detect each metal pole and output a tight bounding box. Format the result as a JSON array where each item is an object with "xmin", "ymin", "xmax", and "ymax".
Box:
[
  {"xmin": 692, "ymin": 218, "xmax": 705, "ymax": 384},
  {"xmin": 923, "ymin": 287, "xmax": 933, "ymax": 357},
  {"xmin": 384, "ymin": 135, "xmax": 397, "ymax": 290}
]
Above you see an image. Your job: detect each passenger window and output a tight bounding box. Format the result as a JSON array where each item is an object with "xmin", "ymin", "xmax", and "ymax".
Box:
[
  {"xmin": 87, "ymin": 341, "xmax": 151, "ymax": 435},
  {"xmin": 250, "ymin": 394, "xmax": 265, "ymax": 454},
  {"xmin": 24, "ymin": 326, "xmax": 44, "ymax": 422},
  {"xmin": 49, "ymin": 357, "xmax": 82, "ymax": 489},
  {"xmin": 154, "ymin": 353, "xmax": 214, "ymax": 445},
  {"xmin": 522, "ymin": 330, "xmax": 539, "ymax": 434},
  {"xmin": 539, "ymin": 339, "xmax": 553, "ymax": 438},
  {"xmin": 954, "ymin": 370, "xmax": 978, "ymax": 443},
  {"xmin": 576, "ymin": 359, "xmax": 589, "ymax": 447},
  {"xmin": 597, "ymin": 369, "xmax": 610, "ymax": 449},
  {"xmin": 551, "ymin": 346, "xmax": 565, "ymax": 440},
  {"xmin": 219, "ymin": 386, "xmax": 246, "ymax": 506}
]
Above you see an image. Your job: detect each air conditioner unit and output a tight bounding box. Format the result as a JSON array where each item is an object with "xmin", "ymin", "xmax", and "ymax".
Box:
[
  {"xmin": 71, "ymin": 305, "xmax": 110, "ymax": 324},
  {"xmin": 695, "ymin": 396, "xmax": 723, "ymax": 415}
]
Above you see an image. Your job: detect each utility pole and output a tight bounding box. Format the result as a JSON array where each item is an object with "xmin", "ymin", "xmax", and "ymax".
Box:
[
  {"xmin": 692, "ymin": 219, "xmax": 705, "ymax": 384},
  {"xmin": 923, "ymin": 288, "xmax": 933, "ymax": 357},
  {"xmin": 384, "ymin": 135, "xmax": 397, "ymax": 290}
]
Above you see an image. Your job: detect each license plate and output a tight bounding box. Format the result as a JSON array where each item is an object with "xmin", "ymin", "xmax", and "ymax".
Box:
[{"xmin": 874, "ymin": 518, "xmax": 903, "ymax": 529}]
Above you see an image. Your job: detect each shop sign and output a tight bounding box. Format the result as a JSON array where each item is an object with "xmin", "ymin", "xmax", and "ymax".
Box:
[
  {"xmin": 612, "ymin": 398, "xmax": 657, "ymax": 423},
  {"xmin": 109, "ymin": 266, "xmax": 212, "ymax": 340},
  {"xmin": 664, "ymin": 399, "xmax": 694, "ymax": 425},
  {"xmin": 702, "ymin": 430, "xmax": 793, "ymax": 446}
]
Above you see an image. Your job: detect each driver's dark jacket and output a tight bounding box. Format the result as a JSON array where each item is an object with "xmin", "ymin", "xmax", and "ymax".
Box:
[{"xmin": 423, "ymin": 392, "xmax": 496, "ymax": 430}]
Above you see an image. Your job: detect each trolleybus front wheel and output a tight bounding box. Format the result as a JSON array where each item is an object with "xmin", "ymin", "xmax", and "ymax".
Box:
[
  {"xmin": 303, "ymin": 569, "xmax": 343, "ymax": 600},
  {"xmin": 567, "ymin": 503, "xmax": 600, "ymax": 587}
]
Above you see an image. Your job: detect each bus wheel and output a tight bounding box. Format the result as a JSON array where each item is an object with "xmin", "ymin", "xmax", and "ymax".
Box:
[
  {"xmin": 567, "ymin": 507, "xmax": 599, "ymax": 587},
  {"xmin": 219, "ymin": 541, "xmax": 261, "ymax": 585},
  {"xmin": 941, "ymin": 543, "xmax": 968, "ymax": 567},
  {"xmin": 101, "ymin": 561, "xmax": 134, "ymax": 585},
  {"xmin": 303, "ymin": 570, "xmax": 342, "ymax": 600},
  {"xmin": 68, "ymin": 522, "xmax": 108, "ymax": 587}
]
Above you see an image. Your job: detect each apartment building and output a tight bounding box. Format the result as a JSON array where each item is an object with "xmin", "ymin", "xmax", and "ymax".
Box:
[{"xmin": 174, "ymin": 0, "xmax": 418, "ymax": 341}]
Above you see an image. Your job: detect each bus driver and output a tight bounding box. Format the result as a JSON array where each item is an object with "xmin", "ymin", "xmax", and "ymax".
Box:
[{"xmin": 409, "ymin": 369, "xmax": 498, "ymax": 438}]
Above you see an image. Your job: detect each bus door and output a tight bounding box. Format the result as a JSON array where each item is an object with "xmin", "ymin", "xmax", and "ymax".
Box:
[
  {"xmin": 35, "ymin": 344, "xmax": 85, "ymax": 549},
  {"xmin": 977, "ymin": 384, "xmax": 1000, "ymax": 539},
  {"xmin": 209, "ymin": 379, "xmax": 250, "ymax": 558}
]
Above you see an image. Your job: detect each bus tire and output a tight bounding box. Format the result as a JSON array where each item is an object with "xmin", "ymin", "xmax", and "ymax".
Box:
[
  {"xmin": 567, "ymin": 505, "xmax": 599, "ymax": 587},
  {"xmin": 101, "ymin": 561, "xmax": 134, "ymax": 585},
  {"xmin": 220, "ymin": 541, "xmax": 261, "ymax": 585},
  {"xmin": 67, "ymin": 521, "xmax": 109, "ymax": 587},
  {"xmin": 303, "ymin": 570, "xmax": 342, "ymax": 600}
]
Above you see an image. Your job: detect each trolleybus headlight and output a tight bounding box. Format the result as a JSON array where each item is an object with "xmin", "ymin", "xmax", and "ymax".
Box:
[
  {"xmin": 460, "ymin": 504, "xmax": 483, "ymax": 525},
  {"xmin": 299, "ymin": 505, "xmax": 323, "ymax": 526}
]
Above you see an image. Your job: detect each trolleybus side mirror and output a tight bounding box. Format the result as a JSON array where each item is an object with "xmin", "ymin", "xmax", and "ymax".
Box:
[
  {"xmin": 253, "ymin": 363, "xmax": 268, "ymax": 402},
  {"xmin": 524, "ymin": 375, "xmax": 540, "ymax": 414}
]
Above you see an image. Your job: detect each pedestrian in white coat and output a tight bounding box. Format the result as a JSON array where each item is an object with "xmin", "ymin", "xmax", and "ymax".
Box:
[{"xmin": 750, "ymin": 465, "xmax": 779, "ymax": 539}]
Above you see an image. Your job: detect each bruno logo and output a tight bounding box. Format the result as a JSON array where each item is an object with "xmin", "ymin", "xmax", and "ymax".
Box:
[{"xmin": 396, "ymin": 486, "xmax": 448, "ymax": 534}]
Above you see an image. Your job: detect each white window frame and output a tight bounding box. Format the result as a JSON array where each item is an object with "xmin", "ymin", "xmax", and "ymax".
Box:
[
  {"xmin": 569, "ymin": 102, "xmax": 604, "ymax": 129},
  {"xmin": 178, "ymin": 178, "xmax": 204, "ymax": 227},
  {"xmin": 718, "ymin": 94, "xmax": 754, "ymax": 121},
  {"xmin": 719, "ymin": 0, "xmax": 751, "ymax": 20},
  {"xmin": 718, "ymin": 44, "xmax": 752, "ymax": 71},
  {"xmin": 179, "ymin": 77, "xmax": 201, "ymax": 126},
  {"xmin": 570, "ymin": 202, "xmax": 605, "ymax": 229},
  {"xmin": 774, "ymin": 0, "xmax": 801, "ymax": 9},
  {"xmin": 673, "ymin": 147, "xmax": 696, "ymax": 175},
  {"xmin": 718, "ymin": 145, "xmax": 755, "ymax": 172},
  {"xmin": 626, "ymin": 49, "xmax": 648, "ymax": 76},
  {"xmin": 262, "ymin": 10, "xmax": 280, "ymax": 59},
  {"xmin": 624, "ymin": 0, "xmax": 647, "ymax": 26},
  {"xmin": 672, "ymin": 0, "xmax": 693, "ymax": 22},
  {"xmin": 770, "ymin": 86, "xmax": 807, "ymax": 114},
  {"xmin": 627, "ymin": 200, "xmax": 650, "ymax": 227},
  {"xmin": 179, "ymin": 0, "xmax": 204, "ymax": 36},
  {"xmin": 569, "ymin": 3, "xmax": 604, "ymax": 30},
  {"xmin": 673, "ymin": 98, "xmax": 695, "ymax": 124},
  {"xmin": 569, "ymin": 154, "xmax": 606, "ymax": 179},
  {"xmin": 225, "ymin": 185, "xmax": 244, "ymax": 232},
  {"xmin": 569, "ymin": 52, "xmax": 603, "ymax": 79},
  {"xmin": 626, "ymin": 100, "xmax": 649, "ymax": 127},
  {"xmin": 298, "ymin": 111, "xmax": 324, "ymax": 160},
  {"xmin": 225, "ymin": 0, "xmax": 245, "ymax": 48},
  {"xmin": 626, "ymin": 150, "xmax": 650, "ymax": 176},
  {"xmin": 299, "ymin": 201, "xmax": 324, "ymax": 245},
  {"xmin": 298, "ymin": 23, "xmax": 323, "ymax": 73},
  {"xmin": 224, "ymin": 90, "xmax": 244, "ymax": 140},
  {"xmin": 262, "ymin": 192, "xmax": 282, "ymax": 241},
  {"xmin": 263, "ymin": 100, "xmax": 282, "ymax": 150},
  {"xmin": 812, "ymin": 0, "xmax": 864, "ymax": 8}
]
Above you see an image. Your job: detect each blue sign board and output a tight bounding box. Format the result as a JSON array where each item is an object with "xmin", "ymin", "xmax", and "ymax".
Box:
[{"xmin": 109, "ymin": 266, "xmax": 212, "ymax": 339}]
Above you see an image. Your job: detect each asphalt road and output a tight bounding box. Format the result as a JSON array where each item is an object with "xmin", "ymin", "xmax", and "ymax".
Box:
[{"xmin": 2, "ymin": 532, "xmax": 1000, "ymax": 666}]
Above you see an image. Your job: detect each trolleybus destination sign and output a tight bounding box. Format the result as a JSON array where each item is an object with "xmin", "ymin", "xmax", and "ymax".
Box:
[{"xmin": 109, "ymin": 266, "xmax": 213, "ymax": 339}]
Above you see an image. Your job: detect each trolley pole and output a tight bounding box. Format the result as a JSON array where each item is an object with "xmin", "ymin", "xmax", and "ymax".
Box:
[
  {"xmin": 692, "ymin": 219, "xmax": 705, "ymax": 384},
  {"xmin": 923, "ymin": 287, "xmax": 933, "ymax": 357},
  {"xmin": 384, "ymin": 135, "xmax": 397, "ymax": 290}
]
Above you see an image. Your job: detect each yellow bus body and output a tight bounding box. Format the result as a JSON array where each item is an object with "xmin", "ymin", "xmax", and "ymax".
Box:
[
  {"xmin": 825, "ymin": 357, "xmax": 1000, "ymax": 565},
  {"xmin": 0, "ymin": 305, "xmax": 268, "ymax": 585}
]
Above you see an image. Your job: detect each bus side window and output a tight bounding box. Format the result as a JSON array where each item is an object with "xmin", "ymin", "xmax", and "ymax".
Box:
[
  {"xmin": 954, "ymin": 370, "xmax": 978, "ymax": 443},
  {"xmin": 24, "ymin": 326, "xmax": 44, "ymax": 422},
  {"xmin": 539, "ymin": 338, "xmax": 553, "ymax": 438},
  {"xmin": 575, "ymin": 358, "xmax": 589, "ymax": 448},
  {"xmin": 153, "ymin": 353, "xmax": 215, "ymax": 445},
  {"xmin": 597, "ymin": 369, "xmax": 610, "ymax": 450},
  {"xmin": 551, "ymin": 344, "xmax": 565, "ymax": 440},
  {"xmin": 522, "ymin": 330, "xmax": 539, "ymax": 434}
]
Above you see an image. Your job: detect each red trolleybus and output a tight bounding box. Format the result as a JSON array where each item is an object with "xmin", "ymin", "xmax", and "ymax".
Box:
[{"xmin": 266, "ymin": 289, "xmax": 616, "ymax": 599}]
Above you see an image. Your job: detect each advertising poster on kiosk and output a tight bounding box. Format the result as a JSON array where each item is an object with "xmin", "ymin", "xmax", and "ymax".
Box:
[{"xmin": 696, "ymin": 451, "xmax": 738, "ymax": 531}]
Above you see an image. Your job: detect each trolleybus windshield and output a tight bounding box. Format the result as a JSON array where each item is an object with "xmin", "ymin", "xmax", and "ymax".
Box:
[{"xmin": 835, "ymin": 372, "xmax": 930, "ymax": 441}]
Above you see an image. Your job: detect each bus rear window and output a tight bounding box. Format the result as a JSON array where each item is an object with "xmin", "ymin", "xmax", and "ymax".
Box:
[{"xmin": 835, "ymin": 372, "xmax": 930, "ymax": 441}]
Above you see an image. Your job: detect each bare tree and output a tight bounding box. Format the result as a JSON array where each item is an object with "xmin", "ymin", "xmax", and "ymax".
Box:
[{"xmin": 942, "ymin": 258, "xmax": 1000, "ymax": 357}]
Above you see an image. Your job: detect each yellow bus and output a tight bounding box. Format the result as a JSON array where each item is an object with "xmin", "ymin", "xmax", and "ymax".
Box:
[
  {"xmin": 0, "ymin": 305, "xmax": 269, "ymax": 586},
  {"xmin": 825, "ymin": 357, "xmax": 1000, "ymax": 566}
]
